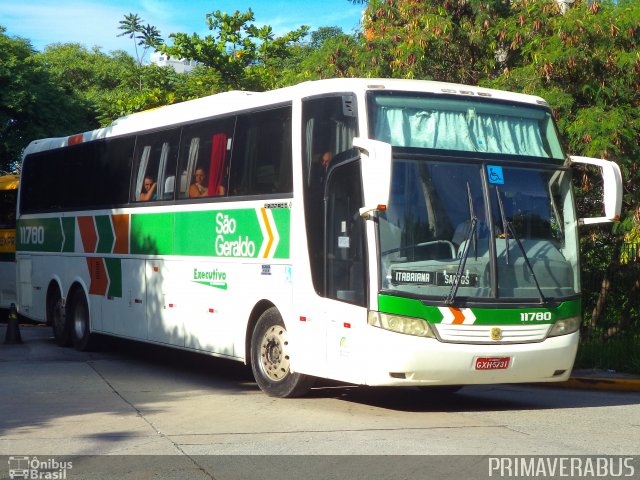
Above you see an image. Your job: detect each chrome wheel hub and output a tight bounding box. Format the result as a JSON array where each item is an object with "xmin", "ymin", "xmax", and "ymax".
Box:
[{"xmin": 259, "ymin": 325, "xmax": 290, "ymax": 382}]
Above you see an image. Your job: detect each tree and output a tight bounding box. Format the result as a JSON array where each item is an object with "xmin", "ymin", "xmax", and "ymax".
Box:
[
  {"xmin": 160, "ymin": 9, "xmax": 309, "ymax": 91},
  {"xmin": 277, "ymin": 26, "xmax": 361, "ymax": 84},
  {"xmin": 35, "ymin": 43, "xmax": 138, "ymax": 128},
  {"xmin": 118, "ymin": 13, "xmax": 163, "ymax": 67},
  {"xmin": 355, "ymin": 0, "xmax": 508, "ymax": 83},
  {"xmin": 0, "ymin": 28, "xmax": 87, "ymax": 171}
]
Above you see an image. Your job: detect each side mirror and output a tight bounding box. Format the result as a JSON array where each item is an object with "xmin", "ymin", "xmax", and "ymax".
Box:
[
  {"xmin": 352, "ymin": 137, "xmax": 392, "ymax": 219},
  {"xmin": 570, "ymin": 156, "xmax": 623, "ymax": 225}
]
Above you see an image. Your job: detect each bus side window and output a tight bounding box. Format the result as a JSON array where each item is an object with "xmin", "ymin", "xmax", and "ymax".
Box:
[
  {"xmin": 131, "ymin": 129, "xmax": 180, "ymax": 203},
  {"xmin": 229, "ymin": 107, "xmax": 292, "ymax": 196},
  {"xmin": 178, "ymin": 118, "xmax": 235, "ymax": 199}
]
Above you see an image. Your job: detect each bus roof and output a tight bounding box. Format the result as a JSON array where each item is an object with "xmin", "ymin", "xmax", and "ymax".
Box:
[{"xmin": 22, "ymin": 78, "xmax": 549, "ymax": 156}]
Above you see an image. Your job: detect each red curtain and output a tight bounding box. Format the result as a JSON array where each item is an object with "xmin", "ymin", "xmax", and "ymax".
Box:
[{"xmin": 208, "ymin": 133, "xmax": 227, "ymax": 195}]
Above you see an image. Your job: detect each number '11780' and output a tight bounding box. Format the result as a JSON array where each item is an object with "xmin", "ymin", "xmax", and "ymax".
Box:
[{"xmin": 520, "ymin": 312, "xmax": 552, "ymax": 322}]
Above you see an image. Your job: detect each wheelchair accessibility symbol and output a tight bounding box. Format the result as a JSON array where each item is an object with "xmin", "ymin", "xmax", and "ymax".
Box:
[{"xmin": 487, "ymin": 165, "xmax": 504, "ymax": 184}]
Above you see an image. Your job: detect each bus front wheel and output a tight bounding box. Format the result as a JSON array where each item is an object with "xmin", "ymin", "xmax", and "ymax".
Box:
[{"xmin": 250, "ymin": 307, "xmax": 314, "ymax": 398}]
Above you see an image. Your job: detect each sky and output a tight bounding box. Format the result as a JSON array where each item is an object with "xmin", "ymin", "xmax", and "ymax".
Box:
[{"xmin": 0, "ymin": 0, "xmax": 364, "ymax": 56}]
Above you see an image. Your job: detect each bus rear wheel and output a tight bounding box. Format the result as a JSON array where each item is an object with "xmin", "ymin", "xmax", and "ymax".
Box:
[
  {"xmin": 69, "ymin": 289, "xmax": 96, "ymax": 352},
  {"xmin": 48, "ymin": 288, "xmax": 71, "ymax": 347},
  {"xmin": 250, "ymin": 307, "xmax": 315, "ymax": 398}
]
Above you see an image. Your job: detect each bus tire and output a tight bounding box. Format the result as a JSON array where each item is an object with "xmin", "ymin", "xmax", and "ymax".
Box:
[
  {"xmin": 48, "ymin": 287, "xmax": 71, "ymax": 347},
  {"xmin": 69, "ymin": 289, "xmax": 96, "ymax": 352},
  {"xmin": 250, "ymin": 307, "xmax": 315, "ymax": 398}
]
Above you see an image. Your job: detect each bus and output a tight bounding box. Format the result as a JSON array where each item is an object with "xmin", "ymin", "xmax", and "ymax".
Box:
[
  {"xmin": 0, "ymin": 173, "xmax": 19, "ymax": 317},
  {"xmin": 16, "ymin": 79, "xmax": 622, "ymax": 397}
]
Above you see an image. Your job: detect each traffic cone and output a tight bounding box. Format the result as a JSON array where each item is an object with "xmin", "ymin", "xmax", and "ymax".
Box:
[{"xmin": 4, "ymin": 303, "xmax": 22, "ymax": 344}]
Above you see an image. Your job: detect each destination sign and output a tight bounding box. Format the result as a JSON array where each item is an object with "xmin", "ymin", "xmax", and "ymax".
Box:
[{"xmin": 391, "ymin": 269, "xmax": 479, "ymax": 287}]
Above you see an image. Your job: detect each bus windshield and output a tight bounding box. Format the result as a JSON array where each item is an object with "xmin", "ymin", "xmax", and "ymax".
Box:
[
  {"xmin": 368, "ymin": 92, "xmax": 564, "ymax": 161},
  {"xmin": 378, "ymin": 157, "xmax": 580, "ymax": 302}
]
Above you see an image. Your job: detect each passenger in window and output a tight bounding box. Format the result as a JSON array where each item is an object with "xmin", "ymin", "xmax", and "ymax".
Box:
[
  {"xmin": 189, "ymin": 167, "xmax": 225, "ymax": 198},
  {"xmin": 189, "ymin": 168, "xmax": 209, "ymax": 198},
  {"xmin": 312, "ymin": 151, "xmax": 332, "ymax": 186},
  {"xmin": 139, "ymin": 176, "xmax": 157, "ymax": 201}
]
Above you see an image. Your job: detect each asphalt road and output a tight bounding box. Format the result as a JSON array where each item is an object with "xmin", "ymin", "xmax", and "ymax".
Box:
[{"xmin": 1, "ymin": 323, "xmax": 639, "ymax": 479}]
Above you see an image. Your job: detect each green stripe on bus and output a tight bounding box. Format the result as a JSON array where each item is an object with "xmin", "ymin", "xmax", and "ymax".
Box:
[
  {"xmin": 19, "ymin": 207, "xmax": 292, "ymax": 258},
  {"xmin": 62, "ymin": 217, "xmax": 75, "ymax": 252},
  {"xmin": 104, "ymin": 258, "xmax": 123, "ymax": 298},
  {"xmin": 271, "ymin": 208, "xmax": 291, "ymax": 259},
  {"xmin": 16, "ymin": 218, "xmax": 64, "ymax": 252},
  {"xmin": 130, "ymin": 213, "xmax": 175, "ymax": 255},
  {"xmin": 173, "ymin": 210, "xmax": 221, "ymax": 256},
  {"xmin": 95, "ymin": 215, "xmax": 115, "ymax": 254},
  {"xmin": 378, "ymin": 294, "xmax": 581, "ymax": 325},
  {"xmin": 173, "ymin": 208, "xmax": 290, "ymax": 259}
]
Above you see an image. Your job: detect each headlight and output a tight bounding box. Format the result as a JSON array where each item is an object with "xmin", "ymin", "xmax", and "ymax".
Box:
[
  {"xmin": 548, "ymin": 316, "xmax": 581, "ymax": 337},
  {"xmin": 368, "ymin": 311, "xmax": 435, "ymax": 338}
]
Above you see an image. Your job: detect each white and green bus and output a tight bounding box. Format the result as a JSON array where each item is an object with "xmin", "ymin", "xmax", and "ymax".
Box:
[{"xmin": 16, "ymin": 79, "xmax": 621, "ymax": 397}]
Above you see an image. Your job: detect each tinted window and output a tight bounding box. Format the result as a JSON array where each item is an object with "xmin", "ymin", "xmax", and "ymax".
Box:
[
  {"xmin": 96, "ymin": 137, "xmax": 135, "ymax": 205},
  {"xmin": 228, "ymin": 106, "xmax": 292, "ymax": 196},
  {"xmin": 20, "ymin": 137, "xmax": 134, "ymax": 213}
]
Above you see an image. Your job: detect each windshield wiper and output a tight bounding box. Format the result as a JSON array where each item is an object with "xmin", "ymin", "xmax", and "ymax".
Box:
[
  {"xmin": 495, "ymin": 186, "xmax": 510, "ymax": 265},
  {"xmin": 445, "ymin": 184, "xmax": 477, "ymax": 305},
  {"xmin": 495, "ymin": 187, "xmax": 548, "ymax": 306}
]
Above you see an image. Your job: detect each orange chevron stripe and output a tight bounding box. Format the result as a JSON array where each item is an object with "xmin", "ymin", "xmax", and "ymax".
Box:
[
  {"xmin": 77, "ymin": 216, "xmax": 97, "ymax": 253},
  {"xmin": 450, "ymin": 307, "xmax": 466, "ymax": 324},
  {"xmin": 260, "ymin": 208, "xmax": 274, "ymax": 258},
  {"xmin": 86, "ymin": 257, "xmax": 108, "ymax": 296},
  {"xmin": 111, "ymin": 214, "xmax": 129, "ymax": 254}
]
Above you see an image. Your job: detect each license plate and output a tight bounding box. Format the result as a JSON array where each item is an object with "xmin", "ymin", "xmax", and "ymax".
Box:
[{"xmin": 475, "ymin": 357, "xmax": 510, "ymax": 370}]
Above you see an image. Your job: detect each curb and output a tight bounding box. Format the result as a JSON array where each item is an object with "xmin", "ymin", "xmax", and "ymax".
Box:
[
  {"xmin": 556, "ymin": 376, "xmax": 640, "ymax": 392},
  {"xmin": 533, "ymin": 375, "xmax": 640, "ymax": 392}
]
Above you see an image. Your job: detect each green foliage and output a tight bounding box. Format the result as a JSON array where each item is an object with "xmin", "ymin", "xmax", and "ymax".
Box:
[
  {"xmin": 277, "ymin": 27, "xmax": 360, "ymax": 84},
  {"xmin": 575, "ymin": 334, "xmax": 640, "ymax": 373},
  {"xmin": 354, "ymin": 0, "xmax": 508, "ymax": 83},
  {"xmin": 161, "ymin": 9, "xmax": 309, "ymax": 91},
  {"xmin": 0, "ymin": 28, "xmax": 88, "ymax": 171}
]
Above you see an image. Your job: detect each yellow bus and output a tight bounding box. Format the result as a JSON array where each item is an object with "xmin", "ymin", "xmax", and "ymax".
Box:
[{"xmin": 0, "ymin": 173, "xmax": 19, "ymax": 314}]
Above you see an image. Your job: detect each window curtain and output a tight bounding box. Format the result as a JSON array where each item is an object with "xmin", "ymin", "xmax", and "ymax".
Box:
[
  {"xmin": 208, "ymin": 133, "xmax": 227, "ymax": 195},
  {"xmin": 375, "ymin": 107, "xmax": 548, "ymax": 157}
]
